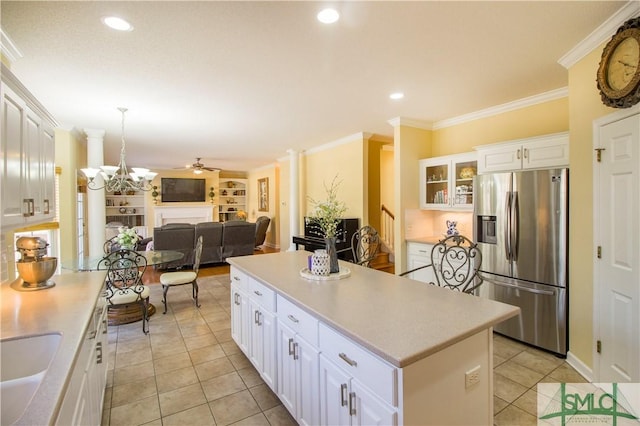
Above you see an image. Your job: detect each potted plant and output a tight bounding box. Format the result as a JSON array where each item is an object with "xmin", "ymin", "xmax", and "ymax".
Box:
[{"xmin": 307, "ymin": 176, "xmax": 347, "ymax": 273}]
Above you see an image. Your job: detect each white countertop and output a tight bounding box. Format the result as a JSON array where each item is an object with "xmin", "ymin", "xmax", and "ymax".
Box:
[
  {"xmin": 405, "ymin": 235, "xmax": 444, "ymax": 244},
  {"xmin": 1, "ymin": 271, "xmax": 106, "ymax": 425},
  {"xmin": 227, "ymin": 251, "xmax": 519, "ymax": 368}
]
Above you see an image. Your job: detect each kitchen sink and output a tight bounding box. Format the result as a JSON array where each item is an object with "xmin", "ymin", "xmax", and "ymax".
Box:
[{"xmin": 0, "ymin": 333, "xmax": 62, "ymax": 425}]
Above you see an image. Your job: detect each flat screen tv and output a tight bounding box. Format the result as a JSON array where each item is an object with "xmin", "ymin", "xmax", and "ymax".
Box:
[{"xmin": 161, "ymin": 178, "xmax": 206, "ymax": 202}]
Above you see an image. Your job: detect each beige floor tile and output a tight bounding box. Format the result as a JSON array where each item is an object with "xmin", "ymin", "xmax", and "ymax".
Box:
[
  {"xmin": 493, "ymin": 335, "xmax": 527, "ymax": 359},
  {"xmin": 116, "ymin": 338, "xmax": 151, "ymax": 354},
  {"xmin": 494, "ymin": 372, "xmax": 529, "ymax": 403},
  {"xmin": 189, "ymin": 343, "xmax": 227, "ymax": 365},
  {"xmin": 184, "ymin": 332, "xmax": 219, "ymax": 351},
  {"xmin": 202, "ymin": 371, "xmax": 248, "ymax": 401},
  {"xmin": 158, "ymin": 382, "xmax": 207, "ymax": 417},
  {"xmin": 494, "ymin": 396, "xmax": 509, "ymax": 414},
  {"xmin": 180, "ymin": 323, "xmax": 216, "ymax": 339},
  {"xmin": 195, "ymin": 356, "xmax": 237, "ymax": 382},
  {"xmin": 547, "ymin": 363, "xmax": 587, "ymax": 383},
  {"xmin": 221, "ymin": 340, "xmax": 242, "ymax": 356},
  {"xmin": 161, "ymin": 403, "xmax": 216, "ymax": 426},
  {"xmin": 512, "ymin": 389, "xmax": 539, "ymax": 416},
  {"xmin": 113, "ymin": 361, "xmax": 155, "ymax": 387},
  {"xmin": 214, "ymin": 328, "xmax": 233, "ymax": 343},
  {"xmin": 141, "ymin": 420, "xmax": 162, "ymax": 426},
  {"xmin": 511, "ymin": 349, "xmax": 564, "ymax": 376},
  {"xmin": 153, "ymin": 350, "xmax": 193, "ymax": 375},
  {"xmin": 156, "ymin": 365, "xmax": 199, "ymax": 393},
  {"xmin": 494, "ymin": 360, "xmax": 544, "ymax": 389},
  {"xmin": 208, "ymin": 318, "xmax": 232, "ymax": 332},
  {"xmin": 109, "ymin": 394, "xmax": 161, "ymax": 426},
  {"xmin": 111, "ymin": 376, "xmax": 157, "ymax": 408},
  {"xmin": 115, "ymin": 346, "xmax": 153, "ymax": 367},
  {"xmin": 262, "ymin": 405, "xmax": 297, "ymax": 426},
  {"xmin": 238, "ymin": 366, "xmax": 264, "ymax": 388},
  {"xmin": 150, "ymin": 339, "xmax": 187, "ymax": 359},
  {"xmin": 209, "ymin": 390, "xmax": 261, "ymax": 425},
  {"xmin": 228, "ymin": 352, "xmax": 253, "ymax": 370},
  {"xmin": 494, "ymin": 353, "xmax": 507, "ymax": 368},
  {"xmin": 230, "ymin": 412, "xmax": 271, "ymax": 425},
  {"xmin": 249, "ymin": 384, "xmax": 280, "ymax": 411},
  {"xmin": 493, "ymin": 404, "xmax": 538, "ymax": 426},
  {"xmin": 203, "ymin": 311, "xmax": 231, "ymax": 323}
]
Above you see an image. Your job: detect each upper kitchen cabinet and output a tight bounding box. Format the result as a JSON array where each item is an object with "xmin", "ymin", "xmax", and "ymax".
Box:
[
  {"xmin": 419, "ymin": 152, "xmax": 477, "ymax": 211},
  {"xmin": 475, "ymin": 132, "xmax": 569, "ymax": 174},
  {"xmin": 1, "ymin": 66, "xmax": 57, "ymax": 229}
]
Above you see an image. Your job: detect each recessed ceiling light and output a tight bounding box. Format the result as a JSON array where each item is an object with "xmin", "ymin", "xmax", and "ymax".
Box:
[
  {"xmin": 390, "ymin": 92, "xmax": 405, "ymax": 100},
  {"xmin": 102, "ymin": 16, "xmax": 133, "ymax": 32},
  {"xmin": 317, "ymin": 8, "xmax": 340, "ymax": 24}
]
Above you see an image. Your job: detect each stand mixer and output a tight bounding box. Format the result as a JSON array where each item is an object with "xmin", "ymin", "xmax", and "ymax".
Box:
[{"xmin": 11, "ymin": 236, "xmax": 57, "ymax": 291}]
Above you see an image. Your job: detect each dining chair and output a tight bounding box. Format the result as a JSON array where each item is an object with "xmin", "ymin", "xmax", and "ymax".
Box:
[
  {"xmin": 159, "ymin": 235, "xmax": 204, "ymax": 314},
  {"xmin": 400, "ymin": 235, "xmax": 483, "ymax": 294},
  {"xmin": 97, "ymin": 249, "xmax": 151, "ymax": 333},
  {"xmin": 350, "ymin": 225, "xmax": 381, "ymax": 267}
]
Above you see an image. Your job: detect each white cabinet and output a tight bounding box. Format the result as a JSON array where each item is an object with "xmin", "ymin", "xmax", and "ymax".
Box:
[
  {"xmin": 318, "ymin": 323, "xmax": 397, "ymax": 426},
  {"xmin": 277, "ymin": 295, "xmax": 320, "ymax": 426},
  {"xmin": 56, "ymin": 297, "xmax": 108, "ymax": 426},
  {"xmin": 419, "ymin": 152, "xmax": 477, "ymax": 210},
  {"xmin": 248, "ymin": 278, "xmax": 277, "ymax": 391},
  {"xmin": 475, "ymin": 132, "xmax": 569, "ymax": 174},
  {"xmin": 230, "ymin": 268, "xmax": 251, "ymax": 355},
  {"xmin": 1, "ymin": 70, "xmax": 57, "ymax": 229},
  {"xmin": 406, "ymin": 242, "xmax": 434, "ymax": 283},
  {"xmin": 219, "ymin": 178, "xmax": 247, "ymax": 221},
  {"xmin": 105, "ymin": 194, "xmax": 147, "ymax": 237}
]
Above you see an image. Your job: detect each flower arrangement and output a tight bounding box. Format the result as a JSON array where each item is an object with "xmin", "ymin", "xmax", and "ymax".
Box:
[
  {"xmin": 307, "ymin": 176, "xmax": 347, "ymax": 238},
  {"xmin": 116, "ymin": 226, "xmax": 140, "ymax": 249},
  {"xmin": 236, "ymin": 210, "xmax": 248, "ymax": 221}
]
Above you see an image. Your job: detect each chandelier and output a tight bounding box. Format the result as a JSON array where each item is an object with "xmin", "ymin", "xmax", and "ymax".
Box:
[{"xmin": 82, "ymin": 107, "xmax": 157, "ymax": 192}]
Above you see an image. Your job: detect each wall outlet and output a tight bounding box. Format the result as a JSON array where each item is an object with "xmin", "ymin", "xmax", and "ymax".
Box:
[{"xmin": 465, "ymin": 365, "xmax": 481, "ymax": 388}]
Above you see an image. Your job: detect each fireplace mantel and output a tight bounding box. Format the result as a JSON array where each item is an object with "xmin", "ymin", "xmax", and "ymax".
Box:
[{"xmin": 154, "ymin": 206, "xmax": 214, "ymax": 227}]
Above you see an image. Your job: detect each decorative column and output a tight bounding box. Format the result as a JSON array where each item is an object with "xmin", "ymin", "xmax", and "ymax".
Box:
[
  {"xmin": 287, "ymin": 149, "xmax": 300, "ymax": 251},
  {"xmin": 84, "ymin": 129, "xmax": 107, "ymax": 257}
]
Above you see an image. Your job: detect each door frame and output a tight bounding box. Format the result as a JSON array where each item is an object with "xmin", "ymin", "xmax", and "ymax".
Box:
[{"xmin": 592, "ymin": 104, "xmax": 640, "ymax": 381}]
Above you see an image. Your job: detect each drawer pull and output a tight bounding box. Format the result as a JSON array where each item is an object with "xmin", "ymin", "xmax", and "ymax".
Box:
[
  {"xmin": 339, "ymin": 352, "xmax": 358, "ymax": 367},
  {"xmin": 254, "ymin": 310, "xmax": 260, "ymax": 324},
  {"xmin": 287, "ymin": 314, "xmax": 299, "ymax": 323},
  {"xmin": 254, "ymin": 290, "xmax": 263, "ymax": 296},
  {"xmin": 96, "ymin": 341, "xmax": 103, "ymax": 364},
  {"xmin": 288, "ymin": 338, "xmax": 294, "ymax": 356},
  {"xmin": 233, "ymin": 276, "xmax": 240, "ymax": 281},
  {"xmin": 340, "ymin": 383, "xmax": 348, "ymax": 406},
  {"xmin": 293, "ymin": 342, "xmax": 299, "ymax": 360},
  {"xmin": 349, "ymin": 392, "xmax": 357, "ymax": 416},
  {"xmin": 418, "ymin": 250, "xmax": 427, "ymax": 253}
]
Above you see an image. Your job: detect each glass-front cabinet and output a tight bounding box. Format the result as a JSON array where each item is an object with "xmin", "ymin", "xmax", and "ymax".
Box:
[{"xmin": 419, "ymin": 152, "xmax": 477, "ymax": 210}]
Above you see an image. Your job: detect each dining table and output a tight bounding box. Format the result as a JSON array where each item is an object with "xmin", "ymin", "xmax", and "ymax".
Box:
[{"xmin": 61, "ymin": 249, "xmax": 185, "ymax": 325}]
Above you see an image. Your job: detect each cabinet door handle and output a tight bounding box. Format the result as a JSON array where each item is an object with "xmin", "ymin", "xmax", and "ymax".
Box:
[
  {"xmin": 257, "ymin": 311, "xmax": 262, "ymax": 326},
  {"xmin": 516, "ymin": 148, "xmax": 521, "ymax": 160},
  {"xmin": 340, "ymin": 383, "xmax": 348, "ymax": 406},
  {"xmin": 88, "ymin": 330, "xmax": 97, "ymax": 340},
  {"xmin": 339, "ymin": 352, "xmax": 358, "ymax": 367},
  {"xmin": 287, "ymin": 314, "xmax": 299, "ymax": 323},
  {"xmin": 523, "ymin": 148, "xmax": 529, "ymax": 159},
  {"xmin": 349, "ymin": 392, "xmax": 357, "ymax": 416},
  {"xmin": 254, "ymin": 310, "xmax": 259, "ymax": 324},
  {"xmin": 102, "ymin": 318, "xmax": 108, "ymax": 334},
  {"xmin": 96, "ymin": 341, "xmax": 103, "ymax": 364},
  {"xmin": 288, "ymin": 338, "xmax": 294, "ymax": 356},
  {"xmin": 254, "ymin": 290, "xmax": 262, "ymax": 297},
  {"xmin": 43, "ymin": 199, "xmax": 50, "ymax": 215},
  {"xmin": 293, "ymin": 342, "xmax": 299, "ymax": 360}
]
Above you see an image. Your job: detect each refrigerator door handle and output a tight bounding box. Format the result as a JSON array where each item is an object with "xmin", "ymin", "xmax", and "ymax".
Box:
[
  {"xmin": 488, "ymin": 279, "xmax": 556, "ymax": 296},
  {"xmin": 504, "ymin": 192, "xmax": 512, "ymax": 261},
  {"xmin": 511, "ymin": 192, "xmax": 519, "ymax": 261}
]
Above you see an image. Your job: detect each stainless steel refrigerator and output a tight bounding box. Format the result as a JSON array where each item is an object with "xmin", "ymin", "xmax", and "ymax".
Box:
[{"xmin": 473, "ymin": 168, "xmax": 568, "ymax": 356}]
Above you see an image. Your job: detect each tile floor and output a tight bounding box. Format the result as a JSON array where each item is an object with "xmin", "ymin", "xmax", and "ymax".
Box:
[{"xmin": 102, "ymin": 274, "xmax": 585, "ymax": 426}]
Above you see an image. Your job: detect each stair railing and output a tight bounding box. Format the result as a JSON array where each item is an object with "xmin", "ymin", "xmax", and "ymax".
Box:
[{"xmin": 380, "ymin": 204, "xmax": 395, "ymax": 252}]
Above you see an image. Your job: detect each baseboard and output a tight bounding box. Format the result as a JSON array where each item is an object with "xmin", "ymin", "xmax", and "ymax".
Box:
[{"xmin": 566, "ymin": 350, "xmax": 594, "ymax": 382}]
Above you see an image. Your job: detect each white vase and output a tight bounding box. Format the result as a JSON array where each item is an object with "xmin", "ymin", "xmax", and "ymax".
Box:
[{"xmin": 311, "ymin": 250, "xmax": 330, "ymax": 276}]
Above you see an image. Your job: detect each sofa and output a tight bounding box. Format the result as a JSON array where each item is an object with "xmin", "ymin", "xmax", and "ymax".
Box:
[{"xmin": 153, "ymin": 221, "xmax": 256, "ymax": 269}]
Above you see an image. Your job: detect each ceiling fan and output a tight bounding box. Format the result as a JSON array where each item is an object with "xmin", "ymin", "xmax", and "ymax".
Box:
[{"xmin": 177, "ymin": 158, "xmax": 220, "ymax": 174}]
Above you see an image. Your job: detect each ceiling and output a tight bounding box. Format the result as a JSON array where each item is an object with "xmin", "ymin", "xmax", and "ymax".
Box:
[{"xmin": 0, "ymin": 1, "xmax": 627, "ymax": 172}]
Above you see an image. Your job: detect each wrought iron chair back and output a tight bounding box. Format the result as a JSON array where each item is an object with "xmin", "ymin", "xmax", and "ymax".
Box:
[
  {"xmin": 351, "ymin": 225, "xmax": 381, "ymax": 267},
  {"xmin": 400, "ymin": 235, "xmax": 483, "ymax": 294},
  {"xmin": 97, "ymin": 249, "xmax": 150, "ymax": 333}
]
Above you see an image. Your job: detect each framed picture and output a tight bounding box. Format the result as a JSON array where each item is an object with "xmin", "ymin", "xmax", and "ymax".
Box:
[{"xmin": 258, "ymin": 177, "xmax": 269, "ymax": 211}]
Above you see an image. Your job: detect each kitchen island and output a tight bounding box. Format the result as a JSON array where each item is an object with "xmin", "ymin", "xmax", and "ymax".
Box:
[
  {"xmin": 0, "ymin": 271, "xmax": 107, "ymax": 425},
  {"xmin": 227, "ymin": 251, "xmax": 519, "ymax": 425}
]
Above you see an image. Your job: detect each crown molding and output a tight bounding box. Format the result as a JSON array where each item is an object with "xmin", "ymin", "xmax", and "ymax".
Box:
[
  {"xmin": 558, "ymin": 1, "xmax": 640, "ymax": 69},
  {"xmin": 387, "ymin": 117, "xmax": 433, "ymax": 130},
  {"xmin": 432, "ymin": 87, "xmax": 568, "ymax": 130},
  {"xmin": 1, "ymin": 28, "xmax": 23, "ymax": 65},
  {"xmin": 303, "ymin": 131, "xmax": 372, "ymax": 156}
]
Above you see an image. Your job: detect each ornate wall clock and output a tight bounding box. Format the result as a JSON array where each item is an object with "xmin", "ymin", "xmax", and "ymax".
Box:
[{"xmin": 596, "ymin": 17, "xmax": 640, "ymax": 108}]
